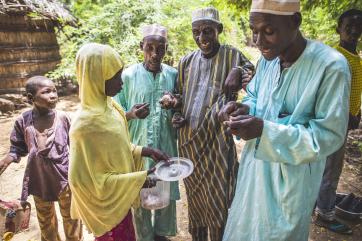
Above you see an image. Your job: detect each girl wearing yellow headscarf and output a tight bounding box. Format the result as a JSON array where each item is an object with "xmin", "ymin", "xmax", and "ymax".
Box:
[{"xmin": 69, "ymin": 43, "xmax": 168, "ymax": 240}]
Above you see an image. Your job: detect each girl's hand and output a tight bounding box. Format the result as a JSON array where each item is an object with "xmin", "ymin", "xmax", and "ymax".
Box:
[
  {"xmin": 147, "ymin": 167, "xmax": 156, "ymax": 175},
  {"xmin": 142, "ymin": 147, "xmax": 170, "ymax": 163},
  {"xmin": 142, "ymin": 176, "xmax": 158, "ymax": 188}
]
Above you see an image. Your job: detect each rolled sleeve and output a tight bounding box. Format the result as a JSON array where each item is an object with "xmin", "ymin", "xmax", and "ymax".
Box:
[
  {"xmin": 131, "ymin": 144, "xmax": 144, "ymax": 171},
  {"xmin": 255, "ymin": 66, "xmax": 350, "ymax": 165},
  {"xmin": 9, "ymin": 118, "xmax": 28, "ymax": 162}
]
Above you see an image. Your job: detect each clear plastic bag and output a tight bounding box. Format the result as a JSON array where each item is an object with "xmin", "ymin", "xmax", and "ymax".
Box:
[{"xmin": 140, "ymin": 180, "xmax": 170, "ymax": 210}]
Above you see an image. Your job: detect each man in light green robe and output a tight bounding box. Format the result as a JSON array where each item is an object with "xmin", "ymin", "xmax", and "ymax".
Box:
[
  {"xmin": 114, "ymin": 24, "xmax": 179, "ymax": 241},
  {"xmin": 220, "ymin": 1, "xmax": 351, "ymax": 241}
]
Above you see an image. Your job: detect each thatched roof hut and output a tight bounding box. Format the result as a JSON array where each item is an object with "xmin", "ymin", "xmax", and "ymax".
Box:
[{"xmin": 0, "ymin": 0, "xmax": 76, "ymax": 94}]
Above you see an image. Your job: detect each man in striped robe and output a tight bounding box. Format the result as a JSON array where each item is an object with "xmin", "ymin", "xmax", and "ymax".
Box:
[{"xmin": 170, "ymin": 7, "xmax": 254, "ymax": 241}]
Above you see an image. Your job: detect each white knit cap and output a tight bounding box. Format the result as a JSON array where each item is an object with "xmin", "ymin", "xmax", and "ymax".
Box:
[
  {"xmin": 142, "ymin": 24, "xmax": 167, "ymax": 39},
  {"xmin": 251, "ymin": 0, "xmax": 300, "ymax": 15},
  {"xmin": 192, "ymin": 7, "xmax": 221, "ymax": 24}
]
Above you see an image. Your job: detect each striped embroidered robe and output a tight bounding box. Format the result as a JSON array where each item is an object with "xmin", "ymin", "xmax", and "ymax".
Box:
[{"xmin": 176, "ymin": 45, "xmax": 254, "ymax": 230}]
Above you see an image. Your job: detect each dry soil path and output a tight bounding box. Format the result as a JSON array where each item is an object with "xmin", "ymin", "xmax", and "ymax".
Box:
[{"xmin": 0, "ymin": 95, "xmax": 361, "ymax": 241}]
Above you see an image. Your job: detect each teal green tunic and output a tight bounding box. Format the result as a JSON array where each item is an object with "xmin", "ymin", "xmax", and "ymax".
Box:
[
  {"xmin": 113, "ymin": 63, "xmax": 180, "ymax": 200},
  {"xmin": 223, "ymin": 40, "xmax": 351, "ymax": 241},
  {"xmin": 114, "ymin": 63, "xmax": 180, "ymax": 240}
]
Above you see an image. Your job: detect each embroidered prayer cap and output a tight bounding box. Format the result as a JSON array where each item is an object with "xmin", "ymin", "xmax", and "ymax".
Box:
[
  {"xmin": 251, "ymin": 0, "xmax": 300, "ymax": 15},
  {"xmin": 142, "ymin": 24, "xmax": 167, "ymax": 39},
  {"xmin": 191, "ymin": 7, "xmax": 221, "ymax": 24}
]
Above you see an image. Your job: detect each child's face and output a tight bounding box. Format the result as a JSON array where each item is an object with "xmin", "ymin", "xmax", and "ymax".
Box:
[
  {"xmin": 32, "ymin": 81, "xmax": 58, "ymax": 110},
  {"xmin": 105, "ymin": 69, "xmax": 123, "ymax": 97},
  {"xmin": 338, "ymin": 15, "xmax": 362, "ymax": 45}
]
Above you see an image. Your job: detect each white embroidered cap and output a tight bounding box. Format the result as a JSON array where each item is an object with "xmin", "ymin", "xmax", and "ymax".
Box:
[
  {"xmin": 142, "ymin": 24, "xmax": 167, "ymax": 39},
  {"xmin": 251, "ymin": 0, "xmax": 300, "ymax": 15},
  {"xmin": 191, "ymin": 7, "xmax": 221, "ymax": 24}
]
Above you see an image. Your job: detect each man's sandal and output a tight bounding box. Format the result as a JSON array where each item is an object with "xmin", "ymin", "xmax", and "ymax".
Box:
[{"xmin": 314, "ymin": 215, "xmax": 353, "ymax": 235}]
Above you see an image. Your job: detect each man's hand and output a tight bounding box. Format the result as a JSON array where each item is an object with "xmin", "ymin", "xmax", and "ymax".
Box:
[
  {"xmin": 223, "ymin": 115, "xmax": 264, "ymax": 140},
  {"xmin": 224, "ymin": 67, "xmax": 254, "ymax": 100},
  {"xmin": 0, "ymin": 155, "xmax": 14, "ymax": 175},
  {"xmin": 159, "ymin": 92, "xmax": 182, "ymax": 110},
  {"xmin": 348, "ymin": 112, "xmax": 361, "ymax": 130},
  {"xmin": 142, "ymin": 147, "xmax": 170, "ymax": 163},
  {"xmin": 241, "ymin": 69, "xmax": 253, "ymax": 90},
  {"xmin": 224, "ymin": 67, "xmax": 243, "ymax": 100},
  {"xmin": 172, "ymin": 113, "xmax": 186, "ymax": 129},
  {"xmin": 173, "ymin": 94, "xmax": 182, "ymax": 109},
  {"xmin": 218, "ymin": 101, "xmax": 250, "ymax": 123},
  {"xmin": 126, "ymin": 103, "xmax": 150, "ymax": 120}
]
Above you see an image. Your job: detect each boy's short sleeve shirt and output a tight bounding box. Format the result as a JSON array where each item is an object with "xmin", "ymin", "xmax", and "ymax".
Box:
[{"xmin": 9, "ymin": 110, "xmax": 70, "ymax": 201}]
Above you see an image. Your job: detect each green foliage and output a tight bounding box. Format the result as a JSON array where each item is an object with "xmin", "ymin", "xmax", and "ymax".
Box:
[
  {"xmin": 302, "ymin": 0, "xmax": 362, "ymax": 46},
  {"xmin": 301, "ymin": 6, "xmax": 336, "ymax": 45},
  {"xmin": 50, "ymin": 0, "xmax": 158, "ymax": 80},
  {"xmin": 228, "ymin": 0, "xmax": 362, "ymax": 47},
  {"xmin": 50, "ymin": 0, "xmax": 248, "ymax": 81},
  {"xmin": 50, "ymin": 0, "xmax": 362, "ymax": 81}
]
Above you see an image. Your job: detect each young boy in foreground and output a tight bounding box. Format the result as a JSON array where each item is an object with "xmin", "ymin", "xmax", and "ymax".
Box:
[{"xmin": 0, "ymin": 76, "xmax": 82, "ymax": 241}]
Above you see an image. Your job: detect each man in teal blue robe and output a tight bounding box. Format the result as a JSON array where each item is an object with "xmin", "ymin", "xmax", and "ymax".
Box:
[
  {"xmin": 114, "ymin": 24, "xmax": 179, "ymax": 241},
  {"xmin": 219, "ymin": 1, "xmax": 351, "ymax": 241}
]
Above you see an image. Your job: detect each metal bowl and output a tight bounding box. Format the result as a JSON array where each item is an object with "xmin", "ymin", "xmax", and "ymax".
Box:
[{"xmin": 155, "ymin": 157, "xmax": 194, "ymax": 181}]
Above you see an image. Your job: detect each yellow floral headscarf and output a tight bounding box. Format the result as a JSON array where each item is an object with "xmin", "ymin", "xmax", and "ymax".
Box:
[{"xmin": 69, "ymin": 43, "xmax": 147, "ymax": 236}]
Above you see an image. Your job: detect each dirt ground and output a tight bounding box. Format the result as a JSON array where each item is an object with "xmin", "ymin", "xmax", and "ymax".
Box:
[{"xmin": 0, "ymin": 95, "xmax": 361, "ymax": 241}]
